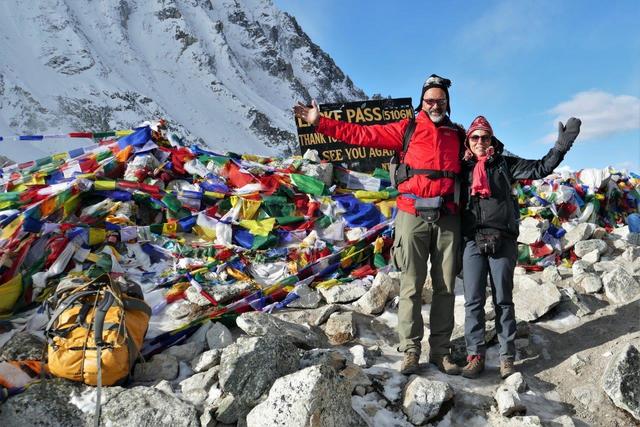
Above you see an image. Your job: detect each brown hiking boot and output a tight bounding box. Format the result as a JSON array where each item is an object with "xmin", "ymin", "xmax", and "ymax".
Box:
[
  {"xmin": 500, "ymin": 359, "xmax": 516, "ymax": 379},
  {"xmin": 462, "ymin": 355, "xmax": 485, "ymax": 379},
  {"xmin": 401, "ymin": 351, "xmax": 420, "ymax": 375},
  {"xmin": 430, "ymin": 354, "xmax": 461, "ymax": 375}
]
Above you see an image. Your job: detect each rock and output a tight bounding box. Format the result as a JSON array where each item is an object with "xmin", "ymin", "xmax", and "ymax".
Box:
[
  {"xmin": 0, "ymin": 331, "xmax": 45, "ymax": 362},
  {"xmin": 550, "ymin": 415, "xmax": 576, "ymax": 426},
  {"xmin": 575, "ymin": 273, "xmax": 603, "ymax": 294},
  {"xmin": 318, "ymin": 282, "xmax": 368, "ymax": 303},
  {"xmin": 348, "ymin": 344, "xmax": 380, "ymax": 368},
  {"xmin": 513, "ymin": 280, "xmax": 562, "ymax": 321},
  {"xmin": 504, "ymin": 372, "xmax": 527, "ymax": 393},
  {"xmin": 568, "ymin": 354, "xmax": 587, "ymax": 375},
  {"xmin": 166, "ymin": 300, "xmax": 194, "ymax": 319},
  {"xmin": 287, "ymin": 283, "xmax": 322, "ymax": 309},
  {"xmin": 134, "ymin": 353, "xmax": 179, "ymax": 382},
  {"xmin": 210, "ymin": 282, "xmax": 255, "ymax": 305},
  {"xmin": 571, "ymin": 260, "xmax": 593, "ymax": 279},
  {"xmin": 602, "ymin": 342, "xmax": 640, "ymax": 420},
  {"xmin": 603, "ymin": 267, "xmax": 640, "ymax": 303},
  {"xmin": 206, "ymin": 322, "xmax": 234, "ymax": 350},
  {"xmin": 513, "ymin": 274, "xmax": 540, "ymax": 288},
  {"xmin": 518, "ymin": 217, "xmax": 548, "ymax": 244},
  {"xmin": 179, "ymin": 366, "xmax": 219, "ymax": 407},
  {"xmin": 185, "ymin": 285, "xmax": 213, "ymax": 306},
  {"xmin": 246, "ymin": 364, "xmax": 364, "ymax": 427},
  {"xmin": 592, "ymin": 227, "xmax": 608, "ymax": 239},
  {"xmin": 300, "ymin": 348, "xmax": 347, "ymax": 370},
  {"xmin": 574, "ymin": 239, "xmax": 608, "ymax": 257},
  {"xmin": 184, "ymin": 321, "xmax": 213, "ymax": 347},
  {"xmin": 402, "ymin": 376, "xmax": 454, "ymax": 424},
  {"xmin": 165, "ymin": 340, "xmax": 205, "ymax": 361},
  {"xmin": 190, "ymin": 349, "xmax": 222, "ymax": 373},
  {"xmin": 236, "ymin": 311, "xmax": 327, "ymax": 349},
  {"xmin": 562, "ymin": 223, "xmax": 595, "ymax": 249},
  {"xmin": 0, "ymin": 379, "xmax": 88, "ymax": 426},
  {"xmin": 340, "ymin": 363, "xmax": 372, "ymax": 393},
  {"xmin": 324, "ymin": 311, "xmax": 356, "ymax": 345},
  {"xmin": 495, "ymin": 386, "xmax": 526, "ymax": 417},
  {"xmin": 154, "ymin": 379, "xmax": 175, "ymax": 396},
  {"xmin": 98, "ymin": 386, "xmax": 199, "ymax": 426},
  {"xmin": 513, "ymin": 266, "xmax": 527, "ymax": 275},
  {"xmin": 273, "ymin": 304, "xmax": 342, "ymax": 327},
  {"xmin": 216, "ymin": 335, "xmax": 299, "ymax": 423},
  {"xmin": 352, "ymin": 272, "xmax": 394, "ymax": 315},
  {"xmin": 486, "ymin": 413, "xmax": 542, "ymax": 426},
  {"xmin": 572, "ymin": 385, "xmax": 605, "ymax": 411},
  {"xmin": 581, "ymin": 249, "xmax": 600, "ymax": 264},
  {"xmin": 542, "ymin": 265, "xmax": 563, "ymax": 284}
]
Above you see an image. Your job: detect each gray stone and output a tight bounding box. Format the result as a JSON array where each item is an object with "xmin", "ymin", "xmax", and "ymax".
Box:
[
  {"xmin": 581, "ymin": 250, "xmax": 600, "ymax": 264},
  {"xmin": 216, "ymin": 335, "xmax": 299, "ymax": 423},
  {"xmin": 0, "ymin": 331, "xmax": 45, "ymax": 362},
  {"xmin": 210, "ymin": 281, "xmax": 255, "ymax": 305},
  {"xmin": 348, "ymin": 344, "xmax": 380, "ymax": 368},
  {"xmin": 572, "ymin": 385, "xmax": 605, "ymax": 411},
  {"xmin": 575, "ymin": 273, "xmax": 603, "ymax": 294},
  {"xmin": 513, "ymin": 280, "xmax": 562, "ymax": 321},
  {"xmin": 562, "ymin": 223, "xmax": 595, "ymax": 249},
  {"xmin": 154, "ymin": 379, "xmax": 175, "ymax": 396},
  {"xmin": 318, "ymin": 282, "xmax": 368, "ymax": 303},
  {"xmin": 352, "ymin": 272, "xmax": 394, "ymax": 315},
  {"xmin": 300, "ymin": 348, "xmax": 348, "ymax": 370},
  {"xmin": 486, "ymin": 413, "xmax": 542, "ymax": 426},
  {"xmin": 273, "ymin": 303, "xmax": 341, "ymax": 327},
  {"xmin": 550, "ymin": 415, "xmax": 576, "ymax": 427},
  {"xmin": 206, "ymin": 322, "xmax": 234, "ymax": 350},
  {"xmin": 166, "ymin": 299, "xmax": 196, "ymax": 319},
  {"xmin": 325, "ymin": 311, "xmax": 356, "ymax": 345},
  {"xmin": 165, "ymin": 340, "xmax": 205, "ymax": 362},
  {"xmin": 504, "ymin": 372, "xmax": 527, "ymax": 393},
  {"xmin": 190, "ymin": 349, "xmax": 222, "ymax": 373},
  {"xmin": 0, "ymin": 379, "xmax": 88, "ymax": 426},
  {"xmin": 513, "ymin": 274, "xmax": 540, "ymax": 288},
  {"xmin": 571, "ymin": 260, "xmax": 593, "ymax": 279},
  {"xmin": 134, "ymin": 353, "xmax": 179, "ymax": 382},
  {"xmin": 185, "ymin": 285, "xmax": 213, "ymax": 306},
  {"xmin": 514, "ymin": 266, "xmax": 527, "ymax": 276},
  {"xmin": 542, "ymin": 266, "xmax": 563, "ymax": 284},
  {"xmin": 602, "ymin": 342, "xmax": 640, "ymax": 420},
  {"xmin": 402, "ymin": 376, "xmax": 454, "ymax": 424},
  {"xmin": 603, "ymin": 267, "xmax": 640, "ymax": 303},
  {"xmin": 568, "ymin": 354, "xmax": 587, "ymax": 375},
  {"xmin": 340, "ymin": 363, "xmax": 372, "ymax": 393},
  {"xmin": 495, "ymin": 386, "xmax": 526, "ymax": 417},
  {"xmin": 574, "ymin": 239, "xmax": 608, "ymax": 257},
  {"xmin": 98, "ymin": 386, "xmax": 199, "ymax": 426},
  {"xmin": 287, "ymin": 283, "xmax": 322, "ymax": 309},
  {"xmin": 518, "ymin": 217, "xmax": 548, "ymax": 245},
  {"xmin": 236, "ymin": 311, "xmax": 326, "ymax": 349},
  {"xmin": 246, "ymin": 364, "xmax": 365, "ymax": 427},
  {"xmin": 179, "ymin": 366, "xmax": 219, "ymax": 407}
]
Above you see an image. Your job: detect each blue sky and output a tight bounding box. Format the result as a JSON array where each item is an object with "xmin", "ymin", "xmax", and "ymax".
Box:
[{"xmin": 274, "ymin": 0, "xmax": 640, "ymax": 172}]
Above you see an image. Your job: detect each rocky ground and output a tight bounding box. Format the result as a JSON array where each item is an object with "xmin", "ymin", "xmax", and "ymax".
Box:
[{"xmin": 0, "ymin": 225, "xmax": 639, "ymax": 426}]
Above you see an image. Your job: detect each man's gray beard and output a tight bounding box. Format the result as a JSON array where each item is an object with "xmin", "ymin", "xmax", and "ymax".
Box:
[{"xmin": 427, "ymin": 111, "xmax": 445, "ymax": 123}]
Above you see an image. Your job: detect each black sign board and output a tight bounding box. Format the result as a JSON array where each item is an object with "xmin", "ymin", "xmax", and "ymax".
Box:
[{"xmin": 295, "ymin": 98, "xmax": 414, "ymax": 173}]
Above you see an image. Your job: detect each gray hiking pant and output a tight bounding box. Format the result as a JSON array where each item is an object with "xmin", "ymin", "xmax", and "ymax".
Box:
[
  {"xmin": 393, "ymin": 210, "xmax": 460, "ymax": 356},
  {"xmin": 462, "ymin": 237, "xmax": 517, "ymax": 361}
]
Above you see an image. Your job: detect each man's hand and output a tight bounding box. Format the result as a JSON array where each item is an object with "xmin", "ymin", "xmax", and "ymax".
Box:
[
  {"xmin": 293, "ymin": 100, "xmax": 320, "ymax": 126},
  {"xmin": 554, "ymin": 117, "xmax": 581, "ymax": 152}
]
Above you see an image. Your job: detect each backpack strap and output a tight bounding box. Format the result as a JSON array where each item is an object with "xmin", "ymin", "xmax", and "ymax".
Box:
[{"xmin": 401, "ymin": 118, "xmax": 417, "ymax": 156}]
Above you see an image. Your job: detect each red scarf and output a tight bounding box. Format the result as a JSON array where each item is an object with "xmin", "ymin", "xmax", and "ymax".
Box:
[{"xmin": 471, "ymin": 154, "xmax": 492, "ymax": 198}]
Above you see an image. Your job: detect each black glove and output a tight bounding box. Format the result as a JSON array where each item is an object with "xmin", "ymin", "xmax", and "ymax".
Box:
[{"xmin": 554, "ymin": 117, "xmax": 581, "ymax": 152}]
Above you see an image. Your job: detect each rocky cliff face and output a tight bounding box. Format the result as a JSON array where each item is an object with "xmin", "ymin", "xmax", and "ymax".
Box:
[{"xmin": 0, "ymin": 0, "xmax": 366, "ymax": 162}]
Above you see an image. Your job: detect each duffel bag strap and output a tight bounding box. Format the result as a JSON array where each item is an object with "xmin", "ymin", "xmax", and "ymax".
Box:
[{"xmin": 93, "ymin": 291, "xmax": 115, "ymax": 427}]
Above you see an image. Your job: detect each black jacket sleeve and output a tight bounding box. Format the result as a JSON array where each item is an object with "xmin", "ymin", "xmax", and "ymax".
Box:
[{"xmin": 504, "ymin": 148, "xmax": 566, "ymax": 181}]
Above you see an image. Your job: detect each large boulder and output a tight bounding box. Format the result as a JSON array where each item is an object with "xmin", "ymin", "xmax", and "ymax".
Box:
[
  {"xmin": 352, "ymin": 272, "xmax": 394, "ymax": 315},
  {"xmin": 205, "ymin": 322, "xmax": 234, "ymax": 350},
  {"xmin": 216, "ymin": 335, "xmax": 299, "ymax": 423},
  {"xmin": 318, "ymin": 282, "xmax": 368, "ymax": 304},
  {"xmin": 574, "ymin": 239, "xmax": 608, "ymax": 258},
  {"xmin": 98, "ymin": 386, "xmax": 199, "ymax": 426},
  {"xmin": 518, "ymin": 217, "xmax": 548, "ymax": 245},
  {"xmin": 562, "ymin": 223, "xmax": 595, "ymax": 249},
  {"xmin": 402, "ymin": 376, "xmax": 454, "ymax": 424},
  {"xmin": 236, "ymin": 311, "xmax": 327, "ymax": 349},
  {"xmin": 602, "ymin": 267, "xmax": 640, "ymax": 304},
  {"xmin": 246, "ymin": 364, "xmax": 365, "ymax": 427},
  {"xmin": 0, "ymin": 331, "xmax": 45, "ymax": 362},
  {"xmin": 134, "ymin": 353, "xmax": 179, "ymax": 382},
  {"xmin": 0, "ymin": 379, "xmax": 87, "ymax": 426},
  {"xmin": 512, "ymin": 279, "xmax": 562, "ymax": 321},
  {"xmin": 324, "ymin": 311, "xmax": 356, "ymax": 345},
  {"xmin": 602, "ymin": 342, "xmax": 640, "ymax": 420}
]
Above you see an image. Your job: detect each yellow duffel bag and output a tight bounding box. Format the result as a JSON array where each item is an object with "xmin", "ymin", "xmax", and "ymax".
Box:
[{"xmin": 45, "ymin": 274, "xmax": 150, "ymax": 386}]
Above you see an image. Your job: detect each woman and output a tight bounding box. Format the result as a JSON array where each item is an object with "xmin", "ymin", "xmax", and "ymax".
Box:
[{"xmin": 460, "ymin": 115, "xmax": 581, "ymax": 379}]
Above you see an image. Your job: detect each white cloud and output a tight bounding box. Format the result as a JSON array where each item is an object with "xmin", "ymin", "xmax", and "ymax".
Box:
[{"xmin": 539, "ymin": 90, "xmax": 640, "ymax": 143}]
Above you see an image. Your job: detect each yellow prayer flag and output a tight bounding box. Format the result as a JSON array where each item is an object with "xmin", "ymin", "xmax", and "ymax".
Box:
[
  {"xmin": 0, "ymin": 215, "xmax": 23, "ymax": 240},
  {"xmin": 94, "ymin": 180, "xmax": 117, "ymax": 191},
  {"xmin": 88, "ymin": 228, "xmax": 106, "ymax": 246},
  {"xmin": 239, "ymin": 218, "xmax": 276, "ymax": 236}
]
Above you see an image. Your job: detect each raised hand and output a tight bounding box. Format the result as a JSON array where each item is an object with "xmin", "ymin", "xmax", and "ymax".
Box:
[
  {"xmin": 293, "ymin": 100, "xmax": 320, "ymax": 126},
  {"xmin": 554, "ymin": 117, "xmax": 581, "ymax": 152}
]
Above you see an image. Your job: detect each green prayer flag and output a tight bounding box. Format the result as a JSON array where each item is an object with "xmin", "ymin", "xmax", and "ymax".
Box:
[{"xmin": 290, "ymin": 174, "xmax": 326, "ymax": 196}]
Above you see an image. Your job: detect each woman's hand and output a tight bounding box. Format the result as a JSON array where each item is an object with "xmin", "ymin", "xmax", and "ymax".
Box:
[
  {"xmin": 554, "ymin": 117, "xmax": 581, "ymax": 152},
  {"xmin": 293, "ymin": 100, "xmax": 320, "ymax": 126}
]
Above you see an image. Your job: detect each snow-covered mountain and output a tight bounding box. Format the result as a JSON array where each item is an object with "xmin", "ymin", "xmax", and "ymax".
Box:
[{"xmin": 0, "ymin": 0, "xmax": 366, "ymax": 163}]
